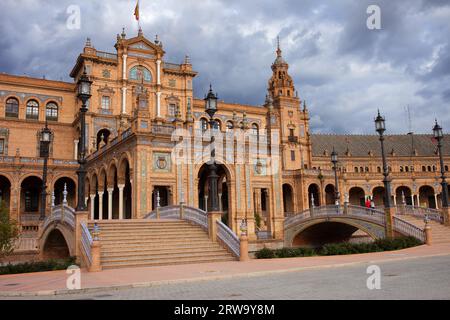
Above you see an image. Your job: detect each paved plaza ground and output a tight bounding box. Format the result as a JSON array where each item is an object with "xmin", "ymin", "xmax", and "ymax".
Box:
[{"xmin": 1, "ymin": 243, "xmax": 450, "ymax": 299}]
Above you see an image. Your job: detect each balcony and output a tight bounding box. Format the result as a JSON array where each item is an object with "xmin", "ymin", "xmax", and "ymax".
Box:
[{"xmin": 288, "ymin": 135, "xmax": 299, "ymax": 143}]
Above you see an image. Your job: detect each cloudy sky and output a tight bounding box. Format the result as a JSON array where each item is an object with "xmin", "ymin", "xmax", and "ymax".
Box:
[{"xmin": 0, "ymin": 0, "xmax": 449, "ymax": 134}]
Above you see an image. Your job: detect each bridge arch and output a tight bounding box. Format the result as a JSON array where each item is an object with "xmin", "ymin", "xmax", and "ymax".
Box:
[
  {"xmin": 285, "ymin": 216, "xmax": 385, "ymax": 248},
  {"xmin": 40, "ymin": 224, "xmax": 75, "ymax": 259}
]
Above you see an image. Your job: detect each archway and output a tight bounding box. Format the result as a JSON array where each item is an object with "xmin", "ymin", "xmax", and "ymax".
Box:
[
  {"xmin": 197, "ymin": 163, "xmax": 232, "ymax": 227},
  {"xmin": 152, "ymin": 186, "xmax": 171, "ymax": 209},
  {"xmin": 372, "ymin": 186, "xmax": 385, "ymax": 207},
  {"xmin": 396, "ymin": 186, "xmax": 412, "ymax": 205},
  {"xmin": 53, "ymin": 177, "xmax": 76, "ymax": 207},
  {"xmin": 308, "ymin": 184, "xmax": 320, "ymax": 207},
  {"xmin": 20, "ymin": 176, "xmax": 42, "ymax": 214},
  {"xmin": 325, "ymin": 184, "xmax": 335, "ymax": 205},
  {"xmin": 292, "ymin": 222, "xmax": 373, "ymax": 248},
  {"xmin": 419, "ymin": 186, "xmax": 436, "ymax": 208},
  {"xmin": 282, "ymin": 184, "xmax": 294, "ymax": 214},
  {"xmin": 42, "ymin": 229, "xmax": 70, "ymax": 260},
  {"xmin": 349, "ymin": 187, "xmax": 365, "ymax": 206},
  {"xmin": 0, "ymin": 175, "xmax": 11, "ymax": 211},
  {"xmin": 96, "ymin": 129, "xmax": 111, "ymax": 150}
]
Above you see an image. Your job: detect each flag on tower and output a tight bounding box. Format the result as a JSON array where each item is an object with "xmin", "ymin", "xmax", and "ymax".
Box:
[{"xmin": 134, "ymin": 0, "xmax": 140, "ymax": 21}]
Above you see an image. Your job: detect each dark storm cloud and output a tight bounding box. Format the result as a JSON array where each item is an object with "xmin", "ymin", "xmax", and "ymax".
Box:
[{"xmin": 0, "ymin": 0, "xmax": 449, "ymax": 134}]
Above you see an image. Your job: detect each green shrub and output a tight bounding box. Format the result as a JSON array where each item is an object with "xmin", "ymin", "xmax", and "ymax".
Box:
[
  {"xmin": 0, "ymin": 256, "xmax": 77, "ymax": 275},
  {"xmin": 255, "ymin": 247, "xmax": 275, "ymax": 259},
  {"xmin": 255, "ymin": 236, "xmax": 422, "ymax": 259}
]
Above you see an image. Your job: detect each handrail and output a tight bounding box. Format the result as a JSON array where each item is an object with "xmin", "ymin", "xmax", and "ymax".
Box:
[
  {"xmin": 216, "ymin": 220, "xmax": 240, "ymax": 258},
  {"xmin": 81, "ymin": 222, "xmax": 93, "ymax": 265},
  {"xmin": 145, "ymin": 205, "xmax": 208, "ymax": 230},
  {"xmin": 393, "ymin": 216, "xmax": 426, "ymax": 242},
  {"xmin": 41, "ymin": 204, "xmax": 76, "ymax": 232},
  {"xmin": 396, "ymin": 205, "xmax": 443, "ymax": 223}
]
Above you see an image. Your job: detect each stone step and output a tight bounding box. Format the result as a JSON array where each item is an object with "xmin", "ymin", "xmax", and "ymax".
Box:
[
  {"xmin": 100, "ymin": 239, "xmax": 215, "ymax": 248},
  {"xmin": 101, "ymin": 243, "xmax": 224, "ymax": 254},
  {"xmin": 101, "ymin": 247, "xmax": 228, "ymax": 258},
  {"xmin": 101, "ymin": 256, "xmax": 236, "ymax": 270},
  {"xmin": 101, "ymin": 250, "xmax": 233, "ymax": 263},
  {"xmin": 99, "ymin": 234, "xmax": 209, "ymax": 242},
  {"xmin": 89, "ymin": 226, "xmax": 202, "ymax": 232}
]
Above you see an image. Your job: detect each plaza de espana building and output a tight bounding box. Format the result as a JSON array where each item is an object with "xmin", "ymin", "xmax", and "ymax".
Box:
[{"xmin": 0, "ymin": 29, "xmax": 449, "ymax": 248}]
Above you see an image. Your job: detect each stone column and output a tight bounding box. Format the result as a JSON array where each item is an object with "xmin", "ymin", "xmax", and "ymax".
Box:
[
  {"xmin": 156, "ymin": 92, "xmax": 162, "ymax": 118},
  {"xmin": 122, "ymin": 54, "xmax": 128, "ymax": 79},
  {"xmin": 98, "ymin": 191, "xmax": 104, "ymax": 220},
  {"xmin": 118, "ymin": 184, "xmax": 125, "ymax": 220},
  {"xmin": 90, "ymin": 194, "xmax": 96, "ymax": 220},
  {"xmin": 107, "ymin": 188, "xmax": 113, "ymax": 220},
  {"xmin": 121, "ymin": 87, "xmax": 127, "ymax": 114},
  {"xmin": 393, "ymin": 195, "xmax": 397, "ymax": 206},
  {"xmin": 74, "ymin": 140, "xmax": 79, "ymax": 160},
  {"xmin": 417, "ymin": 194, "xmax": 421, "ymax": 207},
  {"xmin": 156, "ymin": 59, "xmax": 161, "ymax": 85},
  {"xmin": 435, "ymin": 194, "xmax": 439, "ymax": 210},
  {"xmin": 411, "ymin": 195, "xmax": 415, "ymax": 207}
]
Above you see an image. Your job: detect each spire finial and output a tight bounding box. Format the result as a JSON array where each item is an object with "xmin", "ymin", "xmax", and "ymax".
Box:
[
  {"xmin": 138, "ymin": 27, "xmax": 143, "ymax": 36},
  {"xmin": 276, "ymin": 36, "xmax": 282, "ymax": 57},
  {"xmin": 85, "ymin": 37, "xmax": 92, "ymax": 47},
  {"xmin": 121, "ymin": 27, "xmax": 126, "ymax": 39}
]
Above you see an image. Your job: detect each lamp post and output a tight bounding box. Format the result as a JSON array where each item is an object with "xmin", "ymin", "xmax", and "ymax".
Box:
[
  {"xmin": 39, "ymin": 121, "xmax": 51, "ymax": 220},
  {"xmin": 76, "ymin": 68, "xmax": 92, "ymax": 212},
  {"xmin": 331, "ymin": 148, "xmax": 340, "ymax": 206},
  {"xmin": 375, "ymin": 110, "xmax": 394, "ymax": 237},
  {"xmin": 433, "ymin": 120, "xmax": 450, "ymax": 225},
  {"xmin": 204, "ymin": 85, "xmax": 220, "ymax": 212}
]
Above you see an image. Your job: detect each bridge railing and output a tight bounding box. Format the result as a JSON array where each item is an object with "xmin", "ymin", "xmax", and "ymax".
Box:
[
  {"xmin": 80, "ymin": 221, "xmax": 93, "ymax": 265},
  {"xmin": 393, "ymin": 216, "xmax": 426, "ymax": 242},
  {"xmin": 146, "ymin": 205, "xmax": 238, "ymax": 257},
  {"xmin": 396, "ymin": 205, "xmax": 443, "ymax": 224},
  {"xmin": 216, "ymin": 220, "xmax": 240, "ymax": 258},
  {"xmin": 41, "ymin": 204, "xmax": 76, "ymax": 232}
]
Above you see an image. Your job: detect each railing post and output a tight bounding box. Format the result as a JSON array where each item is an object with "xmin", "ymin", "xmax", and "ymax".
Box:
[
  {"xmin": 74, "ymin": 210, "xmax": 88, "ymax": 264},
  {"xmin": 180, "ymin": 202, "xmax": 185, "ymax": 220},
  {"xmin": 425, "ymin": 222, "xmax": 432, "ymax": 246},
  {"xmin": 207, "ymin": 211, "xmax": 222, "ymax": 242},
  {"xmin": 239, "ymin": 220, "xmax": 249, "ymax": 261},
  {"xmin": 89, "ymin": 223, "xmax": 102, "ymax": 272},
  {"xmin": 441, "ymin": 207, "xmax": 450, "ymax": 226}
]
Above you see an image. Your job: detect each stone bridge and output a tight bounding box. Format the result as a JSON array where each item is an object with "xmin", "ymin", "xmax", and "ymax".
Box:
[{"xmin": 284, "ymin": 205, "xmax": 426, "ymax": 247}]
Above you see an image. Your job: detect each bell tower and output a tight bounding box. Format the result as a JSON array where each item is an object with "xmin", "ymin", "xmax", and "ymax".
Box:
[{"xmin": 266, "ymin": 38, "xmax": 311, "ymax": 171}]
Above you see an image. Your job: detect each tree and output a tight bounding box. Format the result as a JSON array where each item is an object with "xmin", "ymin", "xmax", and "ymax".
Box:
[{"xmin": 0, "ymin": 201, "xmax": 19, "ymax": 259}]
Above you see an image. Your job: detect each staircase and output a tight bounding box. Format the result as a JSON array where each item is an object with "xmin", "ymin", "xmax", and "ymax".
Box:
[
  {"xmin": 89, "ymin": 220, "xmax": 236, "ymax": 270},
  {"xmin": 396, "ymin": 215, "xmax": 450, "ymax": 244}
]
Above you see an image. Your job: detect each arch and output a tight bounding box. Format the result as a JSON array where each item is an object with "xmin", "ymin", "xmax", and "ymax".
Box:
[
  {"xmin": 396, "ymin": 186, "xmax": 412, "ymax": 205},
  {"xmin": 291, "ymin": 221, "xmax": 374, "ymax": 247},
  {"xmin": 96, "ymin": 128, "xmax": 111, "ymax": 150},
  {"xmin": 349, "ymin": 187, "xmax": 365, "ymax": 206},
  {"xmin": 325, "ymin": 184, "xmax": 335, "ymax": 205},
  {"xmin": 20, "ymin": 176, "xmax": 43, "ymax": 213},
  {"xmin": 372, "ymin": 186, "xmax": 385, "ymax": 207},
  {"xmin": 5, "ymin": 97, "xmax": 19, "ymax": 118},
  {"xmin": 282, "ymin": 183, "xmax": 294, "ymax": 214},
  {"xmin": 214, "ymin": 119, "xmax": 222, "ymax": 131},
  {"xmin": 308, "ymin": 184, "xmax": 320, "ymax": 207},
  {"xmin": 25, "ymin": 99, "xmax": 39, "ymax": 120},
  {"xmin": 40, "ymin": 225, "xmax": 74, "ymax": 259},
  {"xmin": 200, "ymin": 118, "xmax": 209, "ymax": 131},
  {"xmin": 45, "ymin": 101, "xmax": 58, "ymax": 121},
  {"xmin": 53, "ymin": 177, "xmax": 77, "ymax": 207},
  {"xmin": 197, "ymin": 162, "xmax": 233, "ymax": 227},
  {"xmin": 418, "ymin": 185, "xmax": 436, "ymax": 208},
  {"xmin": 129, "ymin": 65, "xmax": 152, "ymax": 82},
  {"xmin": 0, "ymin": 175, "xmax": 12, "ymax": 213},
  {"xmin": 226, "ymin": 121, "xmax": 234, "ymax": 132},
  {"xmin": 107, "ymin": 160, "xmax": 118, "ymax": 186}
]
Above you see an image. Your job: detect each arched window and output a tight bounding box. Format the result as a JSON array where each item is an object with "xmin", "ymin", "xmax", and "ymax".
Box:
[
  {"xmin": 377, "ymin": 167, "xmax": 381, "ymax": 173},
  {"xmin": 200, "ymin": 118, "xmax": 208, "ymax": 132},
  {"xmin": 226, "ymin": 121, "xmax": 234, "ymax": 132},
  {"xmin": 428, "ymin": 166, "xmax": 432, "ymax": 172},
  {"xmin": 26, "ymin": 100, "xmax": 39, "ymax": 120},
  {"xmin": 214, "ymin": 119, "xmax": 221, "ymax": 131},
  {"xmin": 446, "ymin": 165, "xmax": 449, "ymax": 172},
  {"xmin": 5, "ymin": 98, "xmax": 19, "ymax": 118},
  {"xmin": 252, "ymin": 123, "xmax": 259, "ymax": 136},
  {"xmin": 422, "ymin": 166, "xmax": 426, "ymax": 172},
  {"xmin": 405, "ymin": 166, "xmax": 409, "ymax": 172},
  {"xmin": 400, "ymin": 166, "xmax": 404, "ymax": 172},
  {"xmin": 433, "ymin": 165, "xmax": 437, "ymax": 172},
  {"xmin": 129, "ymin": 65, "xmax": 152, "ymax": 82},
  {"xmin": 354, "ymin": 167, "xmax": 359, "ymax": 173},
  {"xmin": 46, "ymin": 102, "xmax": 58, "ymax": 121}
]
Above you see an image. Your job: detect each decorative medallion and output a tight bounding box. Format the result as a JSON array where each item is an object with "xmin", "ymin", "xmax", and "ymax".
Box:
[{"xmin": 153, "ymin": 152, "xmax": 171, "ymax": 172}]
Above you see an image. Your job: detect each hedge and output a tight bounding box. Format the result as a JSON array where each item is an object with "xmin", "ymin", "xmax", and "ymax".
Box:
[
  {"xmin": 0, "ymin": 257, "xmax": 77, "ymax": 275},
  {"xmin": 255, "ymin": 236, "xmax": 422, "ymax": 259}
]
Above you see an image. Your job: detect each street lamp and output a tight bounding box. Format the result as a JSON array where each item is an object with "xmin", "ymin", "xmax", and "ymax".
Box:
[
  {"xmin": 39, "ymin": 121, "xmax": 51, "ymax": 220},
  {"xmin": 331, "ymin": 148, "xmax": 340, "ymax": 205},
  {"xmin": 433, "ymin": 120, "xmax": 449, "ymax": 210},
  {"xmin": 76, "ymin": 67, "xmax": 92, "ymax": 212},
  {"xmin": 204, "ymin": 84, "xmax": 220, "ymax": 212},
  {"xmin": 375, "ymin": 110, "xmax": 394, "ymax": 237}
]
